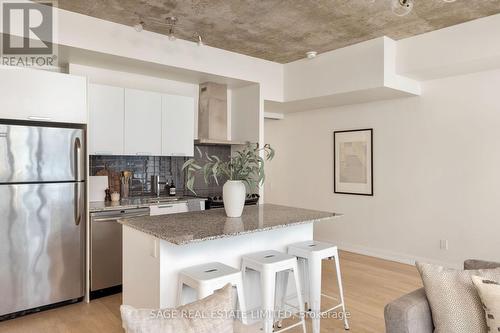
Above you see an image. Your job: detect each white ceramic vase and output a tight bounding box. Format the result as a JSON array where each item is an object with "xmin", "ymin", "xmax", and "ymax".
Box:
[{"xmin": 223, "ymin": 180, "xmax": 246, "ymax": 217}]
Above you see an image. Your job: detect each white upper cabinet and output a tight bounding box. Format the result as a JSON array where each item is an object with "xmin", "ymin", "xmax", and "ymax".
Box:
[
  {"xmin": 0, "ymin": 66, "xmax": 87, "ymax": 124},
  {"xmin": 87, "ymin": 85, "xmax": 195, "ymax": 157},
  {"xmin": 124, "ymin": 89, "xmax": 162, "ymax": 156},
  {"xmin": 161, "ymin": 94, "xmax": 195, "ymax": 157},
  {"xmin": 88, "ymin": 84, "xmax": 125, "ymax": 155}
]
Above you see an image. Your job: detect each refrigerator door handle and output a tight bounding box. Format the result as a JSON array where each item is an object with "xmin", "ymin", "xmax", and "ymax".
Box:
[
  {"xmin": 74, "ymin": 137, "xmax": 82, "ymax": 181},
  {"xmin": 74, "ymin": 137, "xmax": 82, "ymax": 226},
  {"xmin": 75, "ymin": 182, "xmax": 82, "ymax": 226}
]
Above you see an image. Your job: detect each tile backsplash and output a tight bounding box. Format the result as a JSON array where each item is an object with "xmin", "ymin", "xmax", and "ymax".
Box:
[{"xmin": 89, "ymin": 145, "xmax": 231, "ymax": 197}]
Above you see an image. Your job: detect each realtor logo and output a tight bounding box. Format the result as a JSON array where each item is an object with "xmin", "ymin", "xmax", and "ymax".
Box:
[{"xmin": 1, "ymin": 0, "xmax": 57, "ymax": 67}]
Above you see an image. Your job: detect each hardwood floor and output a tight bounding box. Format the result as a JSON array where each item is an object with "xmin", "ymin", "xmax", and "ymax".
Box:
[
  {"xmin": 314, "ymin": 251, "xmax": 422, "ymax": 333},
  {"xmin": 0, "ymin": 251, "xmax": 422, "ymax": 333}
]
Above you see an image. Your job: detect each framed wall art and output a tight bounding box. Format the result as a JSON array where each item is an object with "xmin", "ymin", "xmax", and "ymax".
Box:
[{"xmin": 334, "ymin": 128, "xmax": 373, "ymax": 196}]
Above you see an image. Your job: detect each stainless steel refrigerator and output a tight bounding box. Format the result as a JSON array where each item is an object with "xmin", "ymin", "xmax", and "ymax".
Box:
[{"xmin": 0, "ymin": 122, "xmax": 86, "ymax": 318}]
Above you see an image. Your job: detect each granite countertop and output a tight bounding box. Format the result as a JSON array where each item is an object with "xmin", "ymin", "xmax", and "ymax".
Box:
[
  {"xmin": 118, "ymin": 204, "xmax": 340, "ymax": 245},
  {"xmin": 89, "ymin": 196, "xmax": 207, "ymax": 212}
]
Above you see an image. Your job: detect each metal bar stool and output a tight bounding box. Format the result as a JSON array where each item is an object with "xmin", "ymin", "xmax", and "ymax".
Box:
[
  {"xmin": 288, "ymin": 241, "xmax": 350, "ymax": 332},
  {"xmin": 177, "ymin": 262, "xmax": 247, "ymax": 324},
  {"xmin": 241, "ymin": 250, "xmax": 307, "ymax": 333}
]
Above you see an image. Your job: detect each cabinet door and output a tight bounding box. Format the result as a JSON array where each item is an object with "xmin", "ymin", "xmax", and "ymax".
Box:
[
  {"xmin": 88, "ymin": 84, "xmax": 124, "ymax": 155},
  {"xmin": 124, "ymin": 89, "xmax": 162, "ymax": 156},
  {"xmin": 0, "ymin": 66, "xmax": 87, "ymax": 124},
  {"xmin": 161, "ymin": 94, "xmax": 195, "ymax": 157}
]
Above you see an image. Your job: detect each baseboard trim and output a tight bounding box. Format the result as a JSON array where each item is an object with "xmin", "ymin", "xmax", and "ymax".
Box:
[{"xmin": 315, "ymin": 238, "xmax": 460, "ymax": 269}]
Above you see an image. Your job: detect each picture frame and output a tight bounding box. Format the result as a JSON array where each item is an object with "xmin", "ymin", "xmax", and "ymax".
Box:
[{"xmin": 334, "ymin": 128, "xmax": 373, "ymax": 196}]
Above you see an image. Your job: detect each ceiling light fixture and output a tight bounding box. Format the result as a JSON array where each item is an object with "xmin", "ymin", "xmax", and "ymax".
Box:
[
  {"xmin": 133, "ymin": 21, "xmax": 145, "ymax": 32},
  {"xmin": 197, "ymin": 34, "xmax": 204, "ymax": 47},
  {"xmin": 166, "ymin": 16, "xmax": 178, "ymax": 41},
  {"xmin": 306, "ymin": 51, "xmax": 317, "ymax": 59},
  {"xmin": 391, "ymin": 0, "xmax": 414, "ymax": 16}
]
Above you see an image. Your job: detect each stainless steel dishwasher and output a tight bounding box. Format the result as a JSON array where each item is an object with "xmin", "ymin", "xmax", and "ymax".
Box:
[{"xmin": 90, "ymin": 208, "xmax": 150, "ymax": 298}]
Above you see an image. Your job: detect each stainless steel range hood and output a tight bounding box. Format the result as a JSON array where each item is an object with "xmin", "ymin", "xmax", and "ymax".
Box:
[{"xmin": 196, "ymin": 82, "xmax": 246, "ymax": 146}]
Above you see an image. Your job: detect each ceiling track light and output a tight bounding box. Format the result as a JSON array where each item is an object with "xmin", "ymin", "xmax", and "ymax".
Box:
[
  {"xmin": 166, "ymin": 16, "xmax": 178, "ymax": 41},
  {"xmin": 306, "ymin": 51, "xmax": 317, "ymax": 59},
  {"xmin": 392, "ymin": 0, "xmax": 414, "ymax": 16},
  {"xmin": 391, "ymin": 0, "xmax": 455, "ymax": 17},
  {"xmin": 133, "ymin": 20, "xmax": 145, "ymax": 32},
  {"xmin": 197, "ymin": 34, "xmax": 204, "ymax": 47}
]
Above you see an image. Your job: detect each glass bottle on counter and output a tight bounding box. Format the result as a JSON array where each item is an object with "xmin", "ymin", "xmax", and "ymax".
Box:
[
  {"xmin": 169, "ymin": 179, "xmax": 176, "ymax": 196},
  {"xmin": 164, "ymin": 179, "xmax": 170, "ymax": 197}
]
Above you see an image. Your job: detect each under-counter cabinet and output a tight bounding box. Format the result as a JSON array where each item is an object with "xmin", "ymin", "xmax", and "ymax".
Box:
[
  {"xmin": 88, "ymin": 84, "xmax": 125, "ymax": 155},
  {"xmin": 0, "ymin": 66, "xmax": 87, "ymax": 124},
  {"xmin": 124, "ymin": 89, "xmax": 162, "ymax": 156},
  {"xmin": 162, "ymin": 94, "xmax": 195, "ymax": 157},
  {"xmin": 149, "ymin": 203, "xmax": 189, "ymax": 216}
]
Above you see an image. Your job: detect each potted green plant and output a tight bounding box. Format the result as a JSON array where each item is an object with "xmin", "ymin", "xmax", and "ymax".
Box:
[{"xmin": 182, "ymin": 143, "xmax": 275, "ymax": 217}]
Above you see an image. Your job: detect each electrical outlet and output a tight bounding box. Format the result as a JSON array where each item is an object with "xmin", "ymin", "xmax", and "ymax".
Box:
[{"xmin": 440, "ymin": 239, "xmax": 449, "ymax": 250}]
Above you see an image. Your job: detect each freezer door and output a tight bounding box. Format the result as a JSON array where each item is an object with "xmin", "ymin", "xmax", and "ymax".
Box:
[
  {"xmin": 0, "ymin": 124, "xmax": 85, "ymax": 183},
  {"xmin": 0, "ymin": 182, "xmax": 85, "ymax": 316}
]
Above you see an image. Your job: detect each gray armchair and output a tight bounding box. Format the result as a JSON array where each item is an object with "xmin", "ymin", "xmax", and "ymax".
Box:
[{"xmin": 384, "ymin": 259, "xmax": 500, "ymax": 333}]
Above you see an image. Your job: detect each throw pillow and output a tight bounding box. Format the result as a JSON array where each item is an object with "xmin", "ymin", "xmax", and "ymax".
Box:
[
  {"xmin": 416, "ymin": 262, "xmax": 500, "ymax": 333},
  {"xmin": 121, "ymin": 283, "xmax": 234, "ymax": 333},
  {"xmin": 472, "ymin": 275, "xmax": 500, "ymax": 333}
]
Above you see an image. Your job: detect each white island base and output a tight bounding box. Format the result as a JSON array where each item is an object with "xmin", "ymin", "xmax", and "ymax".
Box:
[{"xmin": 122, "ymin": 222, "xmax": 313, "ymax": 311}]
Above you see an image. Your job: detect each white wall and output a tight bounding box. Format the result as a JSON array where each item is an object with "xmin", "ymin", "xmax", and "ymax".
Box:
[
  {"xmin": 265, "ymin": 37, "xmax": 420, "ymax": 114},
  {"xmin": 284, "ymin": 38, "xmax": 384, "ymax": 101},
  {"xmin": 69, "ymin": 64, "xmax": 198, "ymax": 97},
  {"xmin": 0, "ymin": 4, "xmax": 284, "ymax": 102},
  {"xmin": 265, "ymin": 68, "xmax": 500, "ymax": 268},
  {"xmin": 397, "ymin": 13, "xmax": 500, "ymax": 81}
]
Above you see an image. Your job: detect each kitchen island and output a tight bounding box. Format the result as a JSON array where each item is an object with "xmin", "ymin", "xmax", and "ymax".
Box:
[{"xmin": 119, "ymin": 204, "xmax": 340, "ymax": 310}]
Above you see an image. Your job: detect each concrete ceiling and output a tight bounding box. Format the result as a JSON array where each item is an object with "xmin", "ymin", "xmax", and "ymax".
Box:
[{"xmin": 57, "ymin": 0, "xmax": 500, "ymax": 63}]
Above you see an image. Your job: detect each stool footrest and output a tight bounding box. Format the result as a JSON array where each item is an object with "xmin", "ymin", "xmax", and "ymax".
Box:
[
  {"xmin": 283, "ymin": 301, "xmax": 301, "ymax": 312},
  {"xmin": 321, "ymin": 303, "xmax": 343, "ymax": 315},
  {"xmin": 275, "ymin": 311, "xmax": 303, "ymax": 321},
  {"xmin": 274, "ymin": 321, "xmax": 304, "ymax": 333},
  {"xmin": 321, "ymin": 293, "xmax": 339, "ymax": 301}
]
